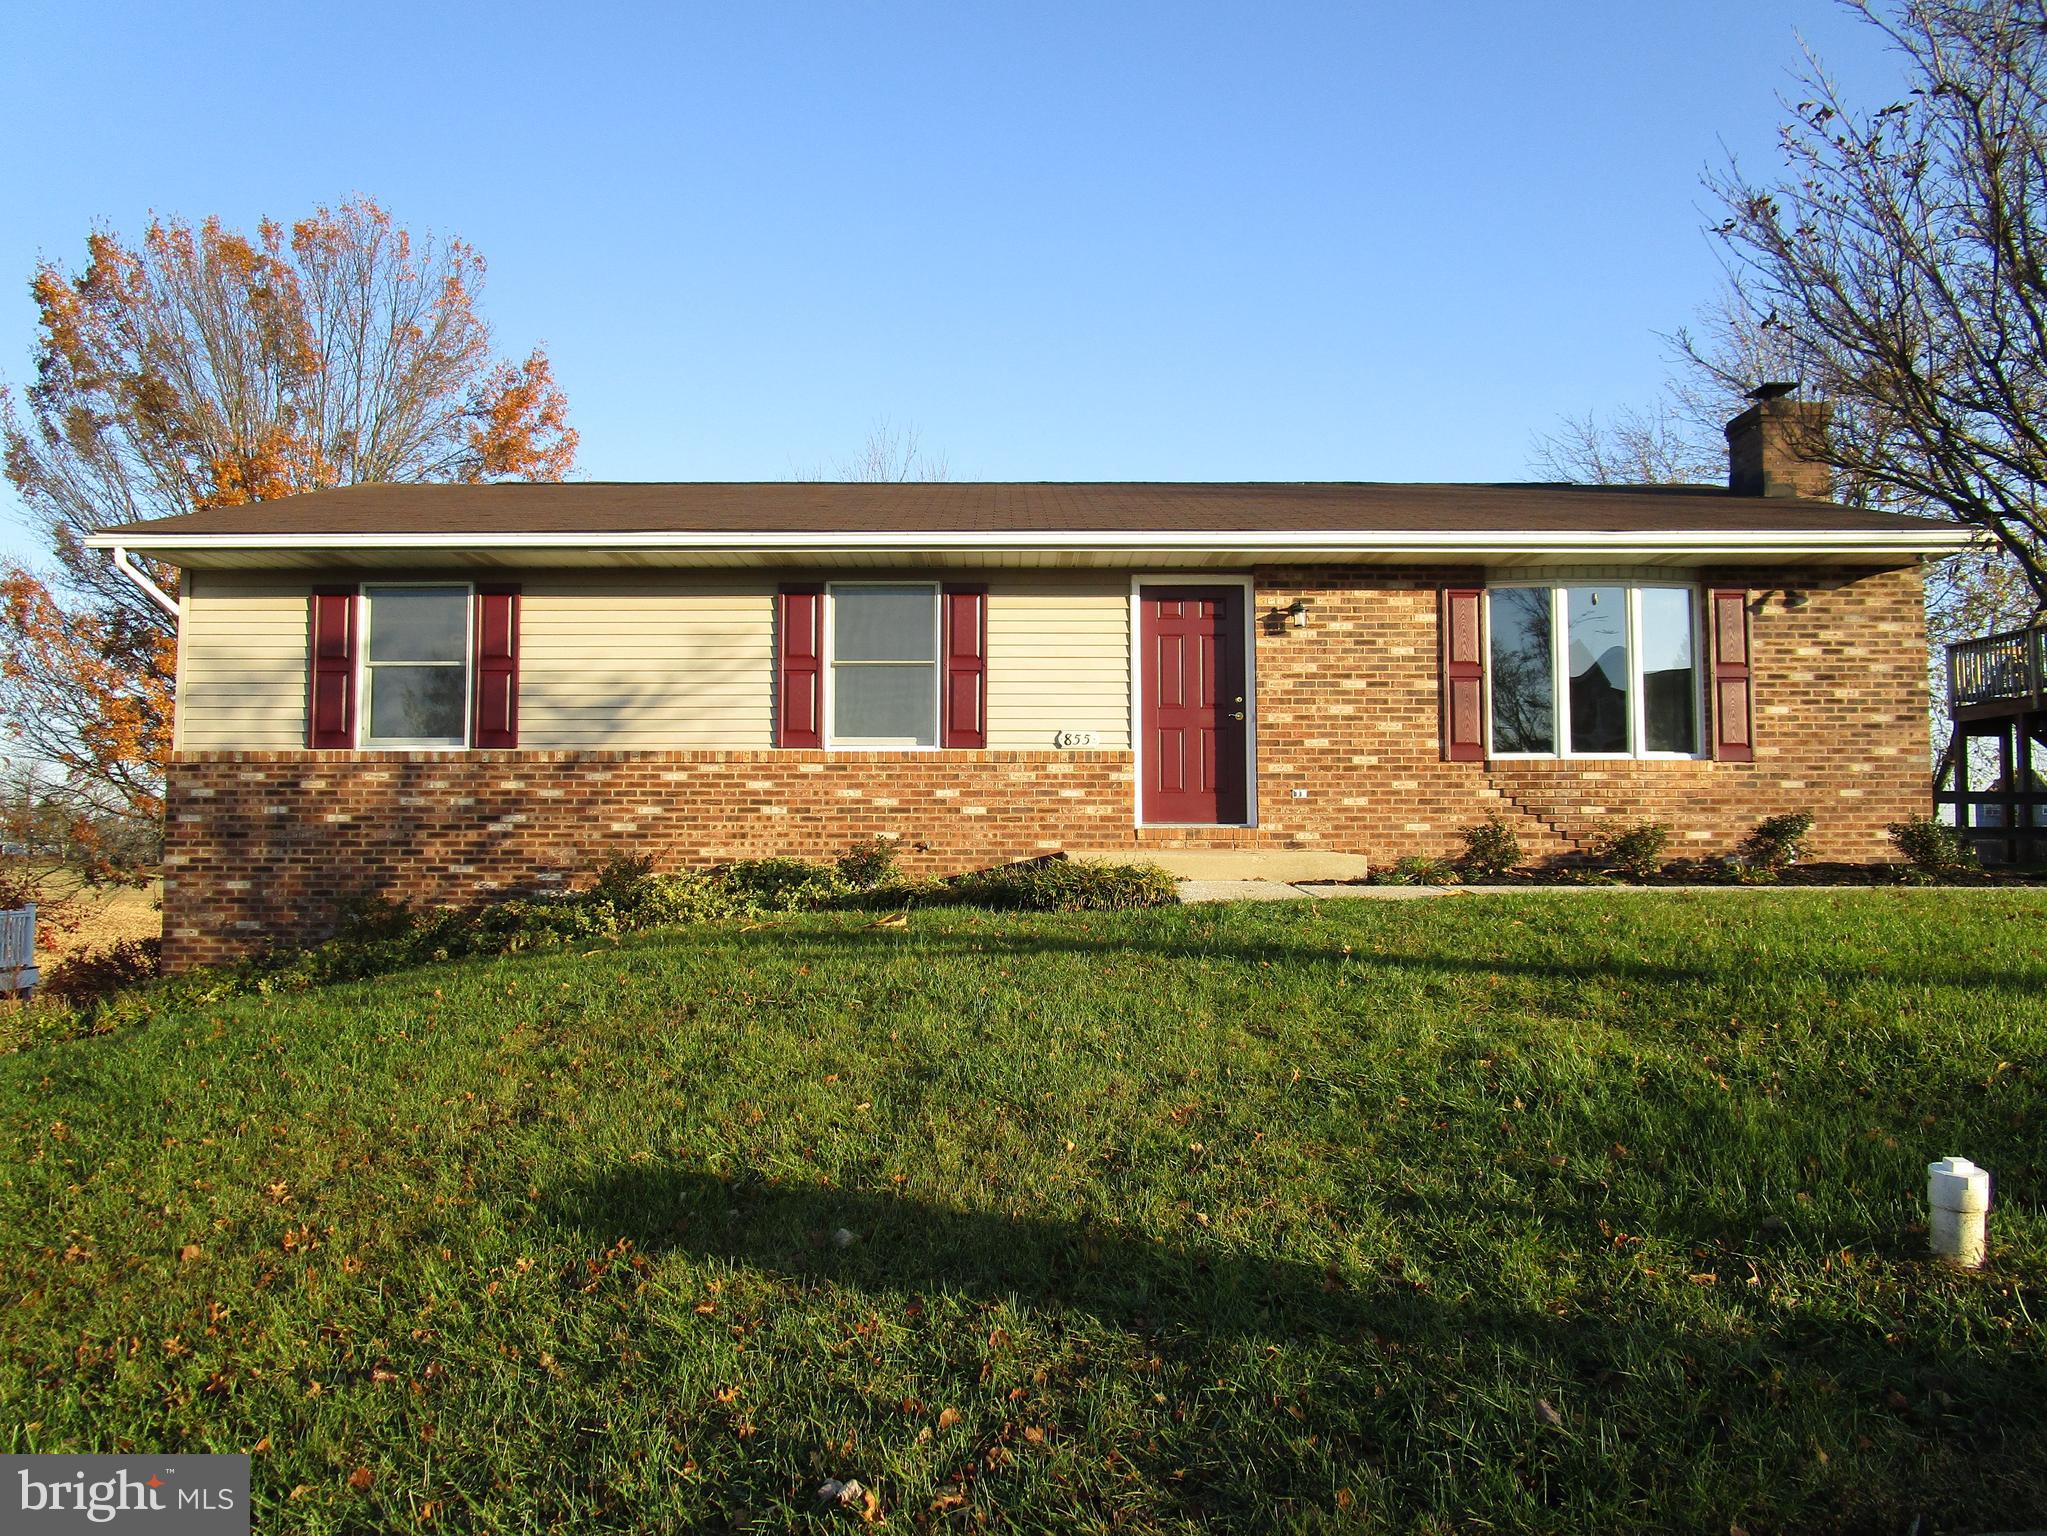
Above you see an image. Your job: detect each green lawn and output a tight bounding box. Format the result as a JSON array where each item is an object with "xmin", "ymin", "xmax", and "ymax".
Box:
[{"xmin": 2, "ymin": 892, "xmax": 2043, "ymax": 1534}]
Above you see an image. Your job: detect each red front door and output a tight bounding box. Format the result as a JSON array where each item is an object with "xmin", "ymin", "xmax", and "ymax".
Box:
[{"xmin": 1140, "ymin": 586, "xmax": 1249, "ymax": 825}]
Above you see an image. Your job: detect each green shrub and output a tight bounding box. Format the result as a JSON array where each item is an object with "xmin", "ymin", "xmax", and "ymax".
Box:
[
  {"xmin": 1596, "ymin": 823, "xmax": 1670, "ymax": 882},
  {"xmin": 27, "ymin": 850, "xmax": 1181, "ymax": 1026},
  {"xmin": 1742, "ymin": 812, "xmax": 1815, "ymax": 873},
  {"xmin": 1374, "ymin": 856, "xmax": 1456, "ymax": 886},
  {"xmin": 714, "ymin": 857, "xmax": 852, "ymax": 912},
  {"xmin": 1888, "ymin": 817, "xmax": 1977, "ymax": 879},
  {"xmin": 1461, "ymin": 816, "xmax": 1522, "ymax": 880},
  {"xmin": 835, "ymin": 837, "xmax": 902, "ymax": 890},
  {"xmin": 948, "ymin": 856, "xmax": 1178, "ymax": 912}
]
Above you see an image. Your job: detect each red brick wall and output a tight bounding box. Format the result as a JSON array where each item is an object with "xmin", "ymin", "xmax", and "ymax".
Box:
[
  {"xmin": 161, "ymin": 562, "xmax": 1931, "ymax": 968},
  {"xmin": 1238, "ymin": 562, "xmax": 1929, "ymax": 862},
  {"xmin": 161, "ymin": 751, "xmax": 1133, "ymax": 969}
]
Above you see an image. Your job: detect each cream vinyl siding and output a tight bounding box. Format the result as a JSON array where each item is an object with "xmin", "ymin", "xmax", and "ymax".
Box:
[
  {"xmin": 176, "ymin": 571, "xmax": 310, "ymax": 751},
  {"xmin": 173, "ymin": 570, "xmax": 1133, "ymax": 753},
  {"xmin": 985, "ymin": 576, "xmax": 1130, "ymax": 750},
  {"xmin": 519, "ymin": 577, "xmax": 774, "ymax": 749}
]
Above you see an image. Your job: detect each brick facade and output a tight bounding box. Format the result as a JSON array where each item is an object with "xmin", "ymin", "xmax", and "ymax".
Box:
[
  {"xmin": 161, "ymin": 561, "xmax": 1931, "ymax": 970},
  {"xmin": 1234, "ymin": 562, "xmax": 1930, "ymax": 863},
  {"xmin": 161, "ymin": 751, "xmax": 1133, "ymax": 970}
]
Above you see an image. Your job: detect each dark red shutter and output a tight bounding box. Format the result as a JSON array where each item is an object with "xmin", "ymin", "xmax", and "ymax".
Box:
[
  {"xmin": 1710, "ymin": 587, "xmax": 1755, "ymax": 762},
  {"xmin": 941, "ymin": 585, "xmax": 988, "ymax": 749},
  {"xmin": 776, "ymin": 585, "xmax": 824, "ymax": 748},
  {"xmin": 1441, "ymin": 586, "xmax": 1485, "ymax": 762},
  {"xmin": 307, "ymin": 587, "xmax": 358, "ymax": 749},
  {"xmin": 473, "ymin": 585, "xmax": 520, "ymax": 748}
]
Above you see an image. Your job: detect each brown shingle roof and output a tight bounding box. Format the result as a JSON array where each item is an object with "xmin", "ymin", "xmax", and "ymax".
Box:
[{"xmin": 91, "ymin": 480, "xmax": 1939, "ymax": 539}]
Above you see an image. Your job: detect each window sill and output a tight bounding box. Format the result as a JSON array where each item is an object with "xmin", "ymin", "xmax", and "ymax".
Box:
[{"xmin": 1488, "ymin": 752, "xmax": 1710, "ymax": 763}]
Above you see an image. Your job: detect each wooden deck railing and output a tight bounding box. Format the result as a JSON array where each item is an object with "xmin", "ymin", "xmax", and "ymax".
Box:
[
  {"xmin": 0, "ymin": 904, "xmax": 35, "ymax": 996},
  {"xmin": 1948, "ymin": 624, "xmax": 2045, "ymax": 714}
]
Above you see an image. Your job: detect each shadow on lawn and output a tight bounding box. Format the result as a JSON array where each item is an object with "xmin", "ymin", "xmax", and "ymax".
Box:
[
  {"xmin": 546, "ymin": 1166, "xmax": 2046, "ymax": 1421},
  {"xmin": 540, "ymin": 1166, "xmax": 2047, "ymax": 1529},
  {"xmin": 554, "ymin": 1164, "xmax": 1423, "ymax": 1345},
  {"xmin": 707, "ymin": 916, "xmax": 2047, "ymax": 1000}
]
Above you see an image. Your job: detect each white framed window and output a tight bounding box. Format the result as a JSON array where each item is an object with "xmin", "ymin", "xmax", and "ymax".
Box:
[
  {"xmin": 359, "ymin": 584, "xmax": 472, "ymax": 749},
  {"xmin": 1485, "ymin": 583, "xmax": 1701, "ymax": 759},
  {"xmin": 825, "ymin": 581, "xmax": 942, "ymax": 748}
]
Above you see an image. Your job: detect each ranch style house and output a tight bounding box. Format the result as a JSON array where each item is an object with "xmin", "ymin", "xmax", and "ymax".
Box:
[{"xmin": 88, "ymin": 386, "xmax": 1969, "ymax": 970}]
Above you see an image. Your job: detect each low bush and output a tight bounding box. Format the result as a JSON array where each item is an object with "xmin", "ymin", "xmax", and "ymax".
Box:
[
  {"xmin": 42, "ymin": 937, "xmax": 162, "ymax": 1004},
  {"xmin": 1373, "ymin": 856, "xmax": 1457, "ymax": 887},
  {"xmin": 1889, "ymin": 816, "xmax": 1977, "ymax": 879},
  {"xmin": 1461, "ymin": 816, "xmax": 1522, "ymax": 880},
  {"xmin": 715, "ymin": 857, "xmax": 852, "ymax": 912},
  {"xmin": 835, "ymin": 837, "xmax": 901, "ymax": 890},
  {"xmin": 948, "ymin": 856, "xmax": 1178, "ymax": 912},
  {"xmin": 26, "ymin": 846, "xmax": 1180, "ymax": 1022},
  {"xmin": 1742, "ymin": 812, "xmax": 1815, "ymax": 874},
  {"xmin": 1596, "ymin": 823, "xmax": 1670, "ymax": 882}
]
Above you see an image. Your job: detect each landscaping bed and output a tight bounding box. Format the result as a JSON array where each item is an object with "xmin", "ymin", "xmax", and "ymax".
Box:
[{"xmin": 1, "ymin": 891, "xmax": 2042, "ymax": 1532}]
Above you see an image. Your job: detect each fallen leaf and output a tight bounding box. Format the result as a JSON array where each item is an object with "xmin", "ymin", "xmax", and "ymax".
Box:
[
  {"xmin": 179, "ymin": 1244, "xmax": 202, "ymax": 1262},
  {"xmin": 1535, "ymin": 1398, "xmax": 1563, "ymax": 1427},
  {"xmin": 347, "ymin": 1466, "xmax": 373, "ymax": 1492},
  {"xmin": 937, "ymin": 1408, "xmax": 962, "ymax": 1432}
]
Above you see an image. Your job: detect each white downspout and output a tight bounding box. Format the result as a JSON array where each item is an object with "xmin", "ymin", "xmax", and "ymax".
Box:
[{"xmin": 111, "ymin": 545, "xmax": 180, "ymax": 621}]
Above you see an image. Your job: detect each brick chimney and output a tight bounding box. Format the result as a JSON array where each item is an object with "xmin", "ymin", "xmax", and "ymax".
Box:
[{"xmin": 1725, "ymin": 382, "xmax": 1834, "ymax": 499}]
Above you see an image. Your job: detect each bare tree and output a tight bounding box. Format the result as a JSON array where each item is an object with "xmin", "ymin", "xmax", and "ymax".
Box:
[
  {"xmin": 1700, "ymin": 0, "xmax": 2047, "ymax": 610},
  {"xmin": 1531, "ymin": 403, "xmax": 1725, "ymax": 486},
  {"xmin": 797, "ymin": 417, "xmax": 951, "ymax": 482},
  {"xmin": 1531, "ymin": 285, "xmax": 1805, "ymax": 487}
]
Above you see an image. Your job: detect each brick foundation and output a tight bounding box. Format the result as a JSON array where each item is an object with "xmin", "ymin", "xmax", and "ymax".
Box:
[
  {"xmin": 161, "ymin": 750, "xmax": 1133, "ymax": 970},
  {"xmin": 161, "ymin": 562, "xmax": 1932, "ymax": 970}
]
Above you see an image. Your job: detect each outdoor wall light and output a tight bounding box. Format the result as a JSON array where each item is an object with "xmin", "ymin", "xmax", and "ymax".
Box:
[{"xmin": 1287, "ymin": 598, "xmax": 1311, "ymax": 629}]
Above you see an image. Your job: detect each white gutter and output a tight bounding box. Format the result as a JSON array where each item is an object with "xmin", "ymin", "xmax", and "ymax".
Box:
[
  {"xmin": 84, "ymin": 525, "xmax": 1977, "ymax": 557},
  {"xmin": 110, "ymin": 545, "xmax": 181, "ymax": 619}
]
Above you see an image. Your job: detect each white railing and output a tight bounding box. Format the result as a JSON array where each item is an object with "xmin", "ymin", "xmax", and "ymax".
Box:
[{"xmin": 0, "ymin": 904, "xmax": 36, "ymax": 995}]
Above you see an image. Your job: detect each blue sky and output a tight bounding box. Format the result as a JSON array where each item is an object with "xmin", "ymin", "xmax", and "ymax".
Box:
[{"xmin": 0, "ymin": 1, "xmax": 1906, "ymax": 565}]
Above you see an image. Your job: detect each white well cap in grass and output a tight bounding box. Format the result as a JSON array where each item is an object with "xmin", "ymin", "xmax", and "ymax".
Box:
[
  {"xmin": 1927, "ymin": 1156, "xmax": 1992, "ymax": 1268},
  {"xmin": 1927, "ymin": 1156, "xmax": 1992, "ymax": 1213}
]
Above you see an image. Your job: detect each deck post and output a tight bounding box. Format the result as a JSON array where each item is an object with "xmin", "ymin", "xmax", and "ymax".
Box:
[
  {"xmin": 1955, "ymin": 725, "xmax": 1971, "ymax": 838},
  {"xmin": 2000, "ymin": 726, "xmax": 2017, "ymax": 864}
]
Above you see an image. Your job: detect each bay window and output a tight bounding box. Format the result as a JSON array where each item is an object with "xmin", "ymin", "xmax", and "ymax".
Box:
[
  {"xmin": 1486, "ymin": 584, "xmax": 1700, "ymax": 758},
  {"xmin": 361, "ymin": 584, "xmax": 471, "ymax": 748},
  {"xmin": 828, "ymin": 582, "xmax": 941, "ymax": 747}
]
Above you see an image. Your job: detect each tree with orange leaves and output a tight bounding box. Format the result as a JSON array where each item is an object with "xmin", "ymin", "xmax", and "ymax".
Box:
[{"xmin": 1, "ymin": 196, "xmax": 578, "ymax": 872}]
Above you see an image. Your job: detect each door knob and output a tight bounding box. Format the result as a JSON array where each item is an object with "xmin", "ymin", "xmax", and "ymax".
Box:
[{"xmin": 1229, "ymin": 710, "xmax": 1246, "ymax": 721}]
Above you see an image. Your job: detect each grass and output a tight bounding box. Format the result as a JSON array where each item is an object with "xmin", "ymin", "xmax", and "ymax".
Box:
[{"xmin": 1, "ymin": 891, "xmax": 2043, "ymax": 1534}]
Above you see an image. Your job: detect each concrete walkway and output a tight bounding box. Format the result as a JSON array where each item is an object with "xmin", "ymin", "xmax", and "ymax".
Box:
[{"xmin": 1176, "ymin": 879, "xmax": 1840, "ymax": 903}]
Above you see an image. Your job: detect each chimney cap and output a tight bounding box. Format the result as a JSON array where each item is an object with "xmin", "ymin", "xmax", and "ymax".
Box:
[{"xmin": 1748, "ymin": 381, "xmax": 1799, "ymax": 402}]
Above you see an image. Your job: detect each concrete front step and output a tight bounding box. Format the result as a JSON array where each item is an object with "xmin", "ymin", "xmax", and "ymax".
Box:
[{"xmin": 1068, "ymin": 848, "xmax": 1372, "ymax": 882}]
